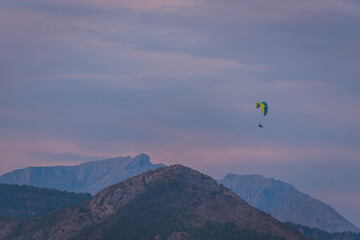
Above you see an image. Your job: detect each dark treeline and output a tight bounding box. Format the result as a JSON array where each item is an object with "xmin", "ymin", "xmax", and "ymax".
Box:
[
  {"xmin": 0, "ymin": 183, "xmax": 91, "ymax": 218},
  {"xmin": 286, "ymin": 222, "xmax": 360, "ymax": 240}
]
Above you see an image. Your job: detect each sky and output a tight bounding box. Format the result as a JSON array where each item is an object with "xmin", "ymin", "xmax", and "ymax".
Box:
[{"xmin": 1, "ymin": 0, "xmax": 360, "ymax": 227}]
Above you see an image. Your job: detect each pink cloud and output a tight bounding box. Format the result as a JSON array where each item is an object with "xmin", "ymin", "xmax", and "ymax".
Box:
[
  {"xmin": 64, "ymin": 0, "xmax": 197, "ymax": 12},
  {"xmin": 0, "ymin": 137, "xmax": 109, "ymax": 174},
  {"xmin": 213, "ymin": 0, "xmax": 360, "ymax": 24},
  {"xmin": 0, "ymin": 7, "xmax": 82, "ymax": 46}
]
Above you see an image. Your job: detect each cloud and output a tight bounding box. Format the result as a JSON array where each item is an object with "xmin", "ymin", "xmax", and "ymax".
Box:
[
  {"xmin": 1, "ymin": 0, "xmax": 199, "ymax": 14},
  {"xmin": 70, "ymin": 0, "xmax": 198, "ymax": 12},
  {"xmin": 31, "ymin": 151, "xmax": 105, "ymax": 162},
  {"xmin": 0, "ymin": 136, "xmax": 112, "ymax": 174}
]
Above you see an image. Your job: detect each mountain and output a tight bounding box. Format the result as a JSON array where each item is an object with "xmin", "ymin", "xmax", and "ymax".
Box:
[
  {"xmin": 0, "ymin": 153, "xmax": 165, "ymax": 195},
  {"xmin": 220, "ymin": 174, "xmax": 360, "ymax": 233},
  {"xmin": 0, "ymin": 183, "xmax": 91, "ymax": 218},
  {"xmin": 0, "ymin": 165, "xmax": 307, "ymax": 240},
  {"xmin": 285, "ymin": 222, "xmax": 360, "ymax": 240}
]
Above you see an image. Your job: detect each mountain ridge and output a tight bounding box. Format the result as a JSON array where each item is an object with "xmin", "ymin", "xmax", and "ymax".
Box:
[
  {"xmin": 0, "ymin": 153, "xmax": 165, "ymax": 195},
  {"xmin": 0, "ymin": 165, "xmax": 307, "ymax": 240},
  {"xmin": 220, "ymin": 173, "xmax": 360, "ymax": 233},
  {"xmin": 1, "ymin": 153, "xmax": 358, "ymax": 234}
]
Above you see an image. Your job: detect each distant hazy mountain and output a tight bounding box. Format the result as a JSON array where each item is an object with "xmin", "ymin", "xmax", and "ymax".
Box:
[
  {"xmin": 220, "ymin": 174, "xmax": 360, "ymax": 233},
  {"xmin": 0, "ymin": 183, "xmax": 91, "ymax": 218},
  {"xmin": 0, "ymin": 153, "xmax": 165, "ymax": 195},
  {"xmin": 285, "ymin": 222, "xmax": 360, "ymax": 240},
  {"xmin": 0, "ymin": 165, "xmax": 307, "ymax": 240}
]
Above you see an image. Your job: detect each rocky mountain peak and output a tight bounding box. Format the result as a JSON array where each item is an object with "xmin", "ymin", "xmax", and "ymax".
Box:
[
  {"xmin": 86, "ymin": 165, "xmax": 305, "ymax": 240},
  {"xmin": 0, "ymin": 154, "xmax": 165, "ymax": 195},
  {"xmin": 220, "ymin": 173, "xmax": 360, "ymax": 233},
  {"xmin": 128, "ymin": 153, "xmax": 151, "ymax": 167},
  {"xmin": 133, "ymin": 153, "xmax": 150, "ymax": 161},
  {"xmin": 0, "ymin": 164, "xmax": 306, "ymax": 240}
]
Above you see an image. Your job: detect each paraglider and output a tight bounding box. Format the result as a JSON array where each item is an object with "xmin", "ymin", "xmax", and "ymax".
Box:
[{"xmin": 256, "ymin": 101, "xmax": 268, "ymax": 127}]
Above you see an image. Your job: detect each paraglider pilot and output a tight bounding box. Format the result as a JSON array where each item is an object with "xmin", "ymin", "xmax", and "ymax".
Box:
[{"xmin": 256, "ymin": 101, "xmax": 268, "ymax": 128}]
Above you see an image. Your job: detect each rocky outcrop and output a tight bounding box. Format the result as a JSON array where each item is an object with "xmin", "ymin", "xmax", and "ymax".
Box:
[{"xmin": 0, "ymin": 153, "xmax": 165, "ymax": 195}]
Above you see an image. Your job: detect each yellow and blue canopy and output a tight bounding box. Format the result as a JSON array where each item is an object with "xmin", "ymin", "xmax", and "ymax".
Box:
[{"xmin": 256, "ymin": 101, "xmax": 268, "ymax": 116}]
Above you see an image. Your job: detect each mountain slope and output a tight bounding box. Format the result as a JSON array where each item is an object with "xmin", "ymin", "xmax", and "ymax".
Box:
[
  {"xmin": 0, "ymin": 153, "xmax": 165, "ymax": 195},
  {"xmin": 0, "ymin": 165, "xmax": 307, "ymax": 240},
  {"xmin": 220, "ymin": 174, "xmax": 360, "ymax": 233},
  {"xmin": 0, "ymin": 183, "xmax": 91, "ymax": 218}
]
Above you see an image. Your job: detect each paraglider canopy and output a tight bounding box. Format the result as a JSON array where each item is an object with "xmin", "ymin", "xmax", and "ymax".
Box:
[{"xmin": 256, "ymin": 101, "xmax": 268, "ymax": 116}]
